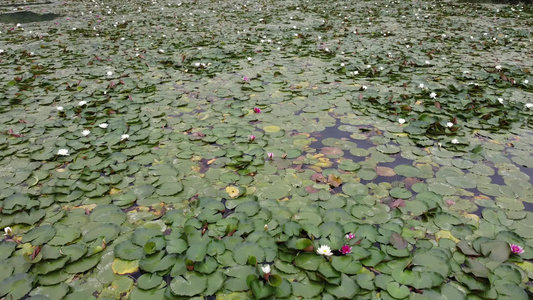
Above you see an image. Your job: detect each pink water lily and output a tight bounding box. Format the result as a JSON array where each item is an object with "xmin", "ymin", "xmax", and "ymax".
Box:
[
  {"xmin": 254, "ymin": 107, "xmax": 261, "ymax": 113},
  {"xmin": 341, "ymin": 245, "xmax": 352, "ymax": 254},
  {"xmin": 249, "ymin": 135, "xmax": 256, "ymax": 142},
  {"xmin": 243, "ymin": 76, "xmax": 249, "ymax": 82},
  {"xmin": 267, "ymin": 153, "xmax": 274, "ymax": 160},
  {"xmin": 510, "ymin": 244, "xmax": 524, "ymax": 254},
  {"xmin": 345, "ymin": 233, "xmax": 355, "ymax": 240}
]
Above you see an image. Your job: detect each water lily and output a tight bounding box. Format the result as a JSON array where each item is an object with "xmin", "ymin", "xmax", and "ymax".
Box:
[
  {"xmin": 498, "ymin": 98, "xmax": 504, "ymax": 104},
  {"xmin": 243, "ymin": 76, "xmax": 249, "ymax": 82},
  {"xmin": 249, "ymin": 135, "xmax": 256, "ymax": 142},
  {"xmin": 446, "ymin": 122, "xmax": 454, "ymax": 128},
  {"xmin": 398, "ymin": 118, "xmax": 406, "ymax": 124},
  {"xmin": 253, "ymin": 107, "xmax": 261, "ymax": 113},
  {"xmin": 346, "ymin": 233, "xmax": 355, "ymax": 239},
  {"xmin": 495, "ymin": 65, "xmax": 502, "ymax": 70},
  {"xmin": 82, "ymin": 130, "xmax": 90, "ymax": 136},
  {"xmin": 451, "ymin": 138, "xmax": 459, "ymax": 144},
  {"xmin": 78, "ymin": 100, "xmax": 87, "ymax": 106},
  {"xmin": 525, "ymin": 103, "xmax": 533, "ymax": 109},
  {"xmin": 261, "ymin": 264, "xmax": 271, "ymax": 274},
  {"xmin": 121, "ymin": 134, "xmax": 129, "ymax": 140},
  {"xmin": 57, "ymin": 148, "xmax": 69, "ymax": 156},
  {"xmin": 362, "ymin": 85, "xmax": 368, "ymax": 90},
  {"xmin": 425, "ymin": 60, "xmax": 431, "ymax": 65},
  {"xmin": 247, "ymin": 57, "xmax": 252, "ymax": 61},
  {"xmin": 524, "ymin": 80, "xmax": 529, "ymax": 85},
  {"xmin": 340, "ymin": 245, "xmax": 352, "ymax": 254},
  {"xmin": 99, "ymin": 123, "xmax": 109, "ymax": 129},
  {"xmin": 430, "ymin": 92, "xmax": 437, "ymax": 99},
  {"xmin": 267, "ymin": 152, "xmax": 274, "ymax": 160},
  {"xmin": 4, "ymin": 227, "xmax": 12, "ymax": 236},
  {"xmin": 419, "ymin": 83, "xmax": 424, "ymax": 89},
  {"xmin": 316, "ymin": 245, "xmax": 333, "ymax": 256},
  {"xmin": 106, "ymin": 71, "xmax": 113, "ymax": 76},
  {"xmin": 510, "ymin": 244, "xmax": 524, "ymax": 254},
  {"xmin": 56, "ymin": 106, "xmax": 64, "ymax": 111}
]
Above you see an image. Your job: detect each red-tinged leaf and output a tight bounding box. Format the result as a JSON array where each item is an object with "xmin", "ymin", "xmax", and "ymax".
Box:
[
  {"xmin": 305, "ymin": 186, "xmax": 320, "ymax": 193},
  {"xmin": 390, "ymin": 199, "xmax": 405, "ymax": 209},
  {"xmin": 435, "ymin": 102, "xmax": 441, "ymax": 109}
]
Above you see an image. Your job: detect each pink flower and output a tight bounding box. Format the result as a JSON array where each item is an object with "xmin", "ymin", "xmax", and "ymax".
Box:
[
  {"xmin": 254, "ymin": 107, "xmax": 261, "ymax": 113},
  {"xmin": 341, "ymin": 245, "xmax": 352, "ymax": 255},
  {"xmin": 510, "ymin": 244, "xmax": 524, "ymax": 254},
  {"xmin": 249, "ymin": 135, "xmax": 256, "ymax": 142},
  {"xmin": 243, "ymin": 77, "xmax": 249, "ymax": 82},
  {"xmin": 345, "ymin": 233, "xmax": 355, "ymax": 240},
  {"xmin": 267, "ymin": 153, "xmax": 274, "ymax": 160}
]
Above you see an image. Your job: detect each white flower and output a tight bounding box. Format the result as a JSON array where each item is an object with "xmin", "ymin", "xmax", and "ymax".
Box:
[
  {"xmin": 82, "ymin": 130, "xmax": 90, "ymax": 136},
  {"xmin": 57, "ymin": 149, "xmax": 69, "ymax": 156},
  {"xmin": 121, "ymin": 134, "xmax": 130, "ymax": 140},
  {"xmin": 497, "ymin": 98, "xmax": 504, "ymax": 104},
  {"xmin": 446, "ymin": 122, "xmax": 454, "ymax": 128},
  {"xmin": 425, "ymin": 60, "xmax": 431, "ymax": 65},
  {"xmin": 398, "ymin": 118, "xmax": 406, "ymax": 124},
  {"xmin": 99, "ymin": 123, "xmax": 108, "ymax": 129},
  {"xmin": 495, "ymin": 65, "xmax": 502, "ymax": 70},
  {"xmin": 56, "ymin": 106, "xmax": 64, "ymax": 111},
  {"xmin": 525, "ymin": 103, "xmax": 533, "ymax": 109},
  {"xmin": 362, "ymin": 85, "xmax": 368, "ymax": 90},
  {"xmin": 340, "ymin": 63, "xmax": 345, "ymax": 67},
  {"xmin": 430, "ymin": 92, "xmax": 437, "ymax": 99},
  {"xmin": 261, "ymin": 264, "xmax": 271, "ymax": 274},
  {"xmin": 317, "ymin": 245, "xmax": 333, "ymax": 256},
  {"xmin": 159, "ymin": 49, "xmax": 164, "ymax": 53},
  {"xmin": 4, "ymin": 227, "xmax": 12, "ymax": 236},
  {"xmin": 247, "ymin": 57, "xmax": 252, "ymax": 61},
  {"xmin": 419, "ymin": 83, "xmax": 425, "ymax": 89},
  {"xmin": 78, "ymin": 100, "xmax": 88, "ymax": 106},
  {"xmin": 366, "ymin": 64, "xmax": 371, "ymax": 68},
  {"xmin": 194, "ymin": 62, "xmax": 200, "ymax": 67},
  {"xmin": 451, "ymin": 138, "xmax": 459, "ymax": 144},
  {"xmin": 107, "ymin": 71, "xmax": 113, "ymax": 76},
  {"xmin": 524, "ymin": 80, "xmax": 529, "ymax": 85},
  {"xmin": 0, "ymin": 49, "xmax": 4, "ymax": 54},
  {"xmin": 353, "ymin": 71, "xmax": 359, "ymax": 75}
]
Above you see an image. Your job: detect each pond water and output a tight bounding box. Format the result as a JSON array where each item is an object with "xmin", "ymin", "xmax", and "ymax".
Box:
[{"xmin": 0, "ymin": 0, "xmax": 532, "ymax": 299}]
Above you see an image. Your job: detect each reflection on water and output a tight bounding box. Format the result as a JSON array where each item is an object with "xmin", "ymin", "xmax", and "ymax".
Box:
[{"xmin": 0, "ymin": 11, "xmax": 60, "ymax": 24}]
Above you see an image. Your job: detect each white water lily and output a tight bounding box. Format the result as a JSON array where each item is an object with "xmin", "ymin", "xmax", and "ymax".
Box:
[
  {"xmin": 247, "ymin": 57, "xmax": 252, "ymax": 61},
  {"xmin": 56, "ymin": 106, "xmax": 64, "ymax": 111},
  {"xmin": 121, "ymin": 134, "xmax": 130, "ymax": 140},
  {"xmin": 57, "ymin": 149, "xmax": 69, "ymax": 156},
  {"xmin": 524, "ymin": 80, "xmax": 529, "ymax": 85},
  {"xmin": 446, "ymin": 122, "xmax": 454, "ymax": 128},
  {"xmin": 317, "ymin": 245, "xmax": 333, "ymax": 256},
  {"xmin": 261, "ymin": 264, "xmax": 271, "ymax": 274},
  {"xmin": 398, "ymin": 118, "xmax": 406, "ymax": 124},
  {"xmin": 106, "ymin": 71, "xmax": 113, "ymax": 76},
  {"xmin": 495, "ymin": 65, "xmax": 502, "ymax": 70},
  {"xmin": 497, "ymin": 98, "xmax": 504, "ymax": 104},
  {"xmin": 525, "ymin": 103, "xmax": 533, "ymax": 109},
  {"xmin": 82, "ymin": 130, "xmax": 90, "ymax": 136},
  {"xmin": 430, "ymin": 92, "xmax": 437, "ymax": 99},
  {"xmin": 451, "ymin": 138, "xmax": 459, "ymax": 144},
  {"xmin": 419, "ymin": 83, "xmax": 425, "ymax": 89},
  {"xmin": 362, "ymin": 85, "xmax": 368, "ymax": 90},
  {"xmin": 78, "ymin": 100, "xmax": 87, "ymax": 106},
  {"xmin": 425, "ymin": 60, "xmax": 431, "ymax": 65},
  {"xmin": 4, "ymin": 227, "xmax": 12, "ymax": 236},
  {"xmin": 99, "ymin": 123, "xmax": 109, "ymax": 129}
]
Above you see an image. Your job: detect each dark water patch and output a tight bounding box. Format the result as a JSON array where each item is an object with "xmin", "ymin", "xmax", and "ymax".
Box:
[{"xmin": 0, "ymin": 11, "xmax": 60, "ymax": 24}]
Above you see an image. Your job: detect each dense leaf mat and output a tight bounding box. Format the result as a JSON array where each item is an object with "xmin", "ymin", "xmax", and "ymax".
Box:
[{"xmin": 0, "ymin": 0, "xmax": 532, "ymax": 299}]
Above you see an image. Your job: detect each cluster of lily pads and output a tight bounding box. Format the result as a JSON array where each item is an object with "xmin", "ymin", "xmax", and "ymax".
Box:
[{"xmin": 0, "ymin": 0, "xmax": 532, "ymax": 299}]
